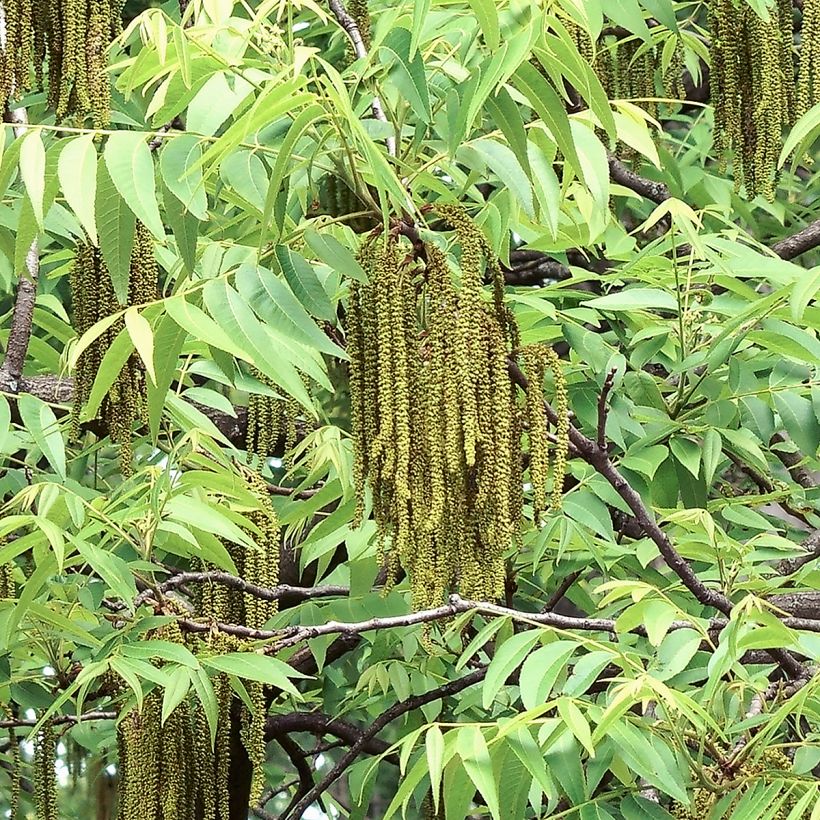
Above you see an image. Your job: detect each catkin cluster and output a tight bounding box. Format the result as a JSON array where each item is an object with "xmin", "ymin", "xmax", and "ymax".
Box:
[
  {"xmin": 0, "ymin": 0, "xmax": 123, "ymax": 126},
  {"xmin": 246, "ymin": 370, "xmax": 303, "ymax": 466},
  {"xmin": 69, "ymin": 223, "xmax": 158, "ymax": 474},
  {"xmin": 176, "ymin": 470, "xmax": 281, "ymax": 812},
  {"xmin": 708, "ymin": 0, "xmax": 795, "ymax": 200},
  {"xmin": 346, "ymin": 205, "xmax": 569, "ymax": 610}
]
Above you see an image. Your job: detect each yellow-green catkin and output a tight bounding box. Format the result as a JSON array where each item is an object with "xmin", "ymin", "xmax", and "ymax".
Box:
[
  {"xmin": 798, "ymin": 0, "xmax": 820, "ymax": 116},
  {"xmin": 346, "ymin": 206, "xmax": 545, "ymax": 611},
  {"xmin": 0, "ymin": 558, "xmax": 15, "ymax": 600},
  {"xmin": 544, "ymin": 348, "xmax": 569, "ymax": 510},
  {"xmin": 8, "ymin": 727, "xmax": 20, "ymax": 819},
  {"xmin": 1, "ymin": 0, "xmax": 120, "ymax": 123},
  {"xmin": 69, "ymin": 222, "xmax": 158, "ymax": 474},
  {"xmin": 671, "ymin": 750, "xmax": 806, "ymax": 820},
  {"xmin": 348, "ymin": 0, "xmax": 371, "ymax": 51},
  {"xmin": 34, "ymin": 720, "xmax": 57, "ymax": 820},
  {"xmin": 708, "ymin": 0, "xmax": 794, "ymax": 199},
  {"xmin": 523, "ymin": 347, "xmax": 550, "ymax": 520}
]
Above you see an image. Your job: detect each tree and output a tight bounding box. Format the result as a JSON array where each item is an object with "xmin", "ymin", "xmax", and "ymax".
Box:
[{"xmin": 1, "ymin": 0, "xmax": 820, "ymax": 817}]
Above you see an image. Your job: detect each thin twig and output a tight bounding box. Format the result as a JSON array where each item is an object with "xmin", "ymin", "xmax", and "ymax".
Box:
[
  {"xmin": 597, "ymin": 369, "xmax": 617, "ymax": 451},
  {"xmin": 280, "ymin": 667, "xmax": 487, "ymax": 820},
  {"xmin": 327, "ymin": 0, "xmax": 396, "ymax": 156},
  {"xmin": 134, "ymin": 571, "xmax": 347, "ymax": 609},
  {"xmin": 0, "ymin": 710, "xmax": 116, "ymax": 730}
]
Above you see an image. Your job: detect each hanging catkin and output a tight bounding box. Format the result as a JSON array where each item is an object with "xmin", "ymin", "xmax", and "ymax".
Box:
[
  {"xmin": 0, "ymin": 0, "xmax": 123, "ymax": 124},
  {"xmin": 345, "ymin": 205, "xmax": 570, "ymax": 610},
  {"xmin": 34, "ymin": 720, "xmax": 58, "ymax": 820},
  {"xmin": 69, "ymin": 223, "xmax": 158, "ymax": 474}
]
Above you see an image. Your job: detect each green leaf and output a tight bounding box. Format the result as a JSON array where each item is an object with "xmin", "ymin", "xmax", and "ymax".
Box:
[
  {"xmin": 81, "ymin": 328, "xmax": 134, "ymax": 421},
  {"xmin": 122, "ymin": 640, "xmax": 199, "ymax": 668},
  {"xmin": 606, "ymin": 1, "xmax": 652, "ymax": 40},
  {"xmin": 164, "ymin": 294, "xmax": 249, "ymax": 362},
  {"xmin": 200, "ymin": 653, "xmax": 304, "ymax": 695},
  {"xmin": 483, "ymin": 630, "xmax": 542, "ymax": 708},
  {"xmin": 426, "ymin": 726, "xmax": 445, "ymax": 813},
  {"xmin": 235, "ymin": 263, "xmax": 344, "ymax": 358},
  {"xmin": 160, "ymin": 134, "xmax": 208, "ymax": 219},
  {"xmin": 164, "ymin": 184, "xmax": 200, "ymax": 275},
  {"xmin": 263, "ymin": 103, "xmax": 324, "ymax": 241},
  {"xmin": 461, "ymin": 138, "xmax": 533, "ymax": 217},
  {"xmin": 669, "ymin": 436, "xmax": 701, "ymax": 478},
  {"xmin": 701, "ymin": 429, "xmax": 722, "ymax": 484},
  {"xmin": 556, "ymin": 697, "xmax": 595, "ymax": 758},
  {"xmin": 202, "ymin": 279, "xmax": 314, "ymax": 411},
  {"xmin": 466, "ymin": 0, "xmax": 500, "ymax": 49},
  {"xmin": 146, "ymin": 314, "xmax": 186, "ymax": 441},
  {"xmin": 457, "ymin": 726, "xmax": 500, "ymax": 819},
  {"xmin": 381, "ymin": 28, "xmax": 432, "ymax": 124},
  {"xmin": 124, "ymin": 307, "xmax": 156, "ymax": 385},
  {"xmin": 304, "ymin": 230, "xmax": 367, "ymax": 283},
  {"xmin": 75, "ymin": 539, "xmax": 138, "ymax": 606},
  {"xmin": 96, "ymin": 158, "xmax": 136, "ymax": 305},
  {"xmin": 17, "ymin": 393, "xmax": 65, "ymax": 479},
  {"xmin": 273, "ymin": 245, "xmax": 336, "ymax": 322},
  {"xmin": 58, "ymin": 135, "xmax": 98, "ymax": 244},
  {"xmin": 773, "ymin": 392, "xmax": 820, "ymax": 457},
  {"xmin": 104, "ymin": 131, "xmax": 164, "ymax": 239},
  {"xmin": 519, "ymin": 641, "xmax": 578, "ymax": 711},
  {"xmin": 19, "ymin": 130, "xmax": 46, "ymax": 229},
  {"xmin": 161, "ymin": 665, "xmax": 192, "ymax": 725},
  {"xmin": 510, "ymin": 61, "xmax": 582, "ymax": 183}
]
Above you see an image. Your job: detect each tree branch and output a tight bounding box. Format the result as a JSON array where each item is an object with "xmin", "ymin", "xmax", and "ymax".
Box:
[
  {"xmin": 607, "ymin": 154, "xmax": 670, "ymax": 205},
  {"xmin": 0, "ymin": 4, "xmax": 39, "ymax": 391},
  {"xmin": 772, "ymin": 218, "xmax": 820, "ymax": 260},
  {"xmin": 134, "ymin": 571, "xmax": 347, "ymax": 609},
  {"xmin": 507, "ymin": 357, "xmax": 808, "ymax": 680},
  {"xmin": 280, "ymin": 667, "xmax": 488, "ymax": 820},
  {"xmin": 327, "ymin": 0, "xmax": 396, "ymax": 156}
]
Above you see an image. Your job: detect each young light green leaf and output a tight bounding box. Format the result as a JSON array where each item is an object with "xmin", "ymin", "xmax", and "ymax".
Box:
[
  {"xmin": 20, "ymin": 130, "xmax": 46, "ymax": 229},
  {"xmin": 59, "ymin": 134, "xmax": 98, "ymax": 243},
  {"xmin": 200, "ymin": 653, "xmax": 304, "ymax": 696},
  {"xmin": 104, "ymin": 131, "xmax": 164, "ymax": 239},
  {"xmin": 17, "ymin": 393, "xmax": 65, "ymax": 479},
  {"xmin": 426, "ymin": 725, "xmax": 445, "ymax": 813},
  {"xmin": 304, "ymin": 230, "xmax": 367, "ymax": 283},
  {"xmin": 124, "ymin": 307, "xmax": 157, "ymax": 385},
  {"xmin": 96, "ymin": 158, "xmax": 136, "ymax": 305}
]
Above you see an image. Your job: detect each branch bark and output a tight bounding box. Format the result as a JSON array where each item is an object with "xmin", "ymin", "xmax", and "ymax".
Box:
[
  {"xmin": 0, "ymin": 3, "xmax": 39, "ymax": 392},
  {"xmin": 772, "ymin": 218, "xmax": 820, "ymax": 260}
]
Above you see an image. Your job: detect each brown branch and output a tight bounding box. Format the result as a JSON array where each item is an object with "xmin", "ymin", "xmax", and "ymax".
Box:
[
  {"xmin": 607, "ymin": 154, "xmax": 670, "ymax": 205},
  {"xmin": 280, "ymin": 666, "xmax": 488, "ymax": 820},
  {"xmin": 135, "ymin": 571, "xmax": 347, "ymax": 609},
  {"xmin": 508, "ymin": 357, "xmax": 808, "ymax": 680},
  {"xmin": 770, "ymin": 432, "xmax": 817, "ymax": 490},
  {"xmin": 771, "ymin": 218, "xmax": 820, "ymax": 260},
  {"xmin": 597, "ymin": 369, "xmax": 617, "ymax": 450},
  {"xmin": 265, "ymin": 712, "xmax": 395, "ymax": 761},
  {"xmin": 0, "ymin": 710, "xmax": 116, "ymax": 729},
  {"xmin": 0, "ymin": 5, "xmax": 39, "ymax": 390},
  {"xmin": 778, "ymin": 530, "xmax": 820, "ymax": 576},
  {"xmin": 327, "ymin": 0, "xmax": 396, "ymax": 156}
]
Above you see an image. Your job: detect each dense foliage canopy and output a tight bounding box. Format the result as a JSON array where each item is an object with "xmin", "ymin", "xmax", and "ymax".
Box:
[{"xmin": 2, "ymin": 0, "xmax": 820, "ymax": 818}]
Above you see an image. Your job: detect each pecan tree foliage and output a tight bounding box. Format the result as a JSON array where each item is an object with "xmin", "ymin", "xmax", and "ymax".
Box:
[{"xmin": 2, "ymin": 0, "xmax": 820, "ymax": 818}]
